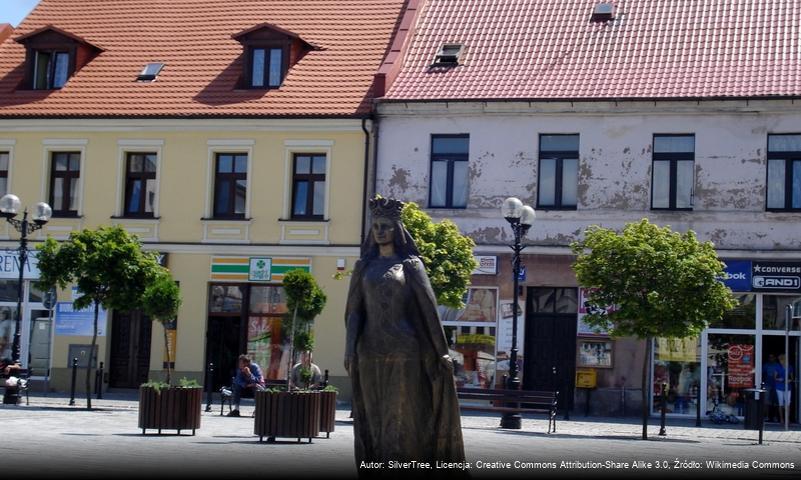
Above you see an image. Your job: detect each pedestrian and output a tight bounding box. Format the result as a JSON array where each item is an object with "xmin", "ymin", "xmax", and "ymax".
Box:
[
  {"xmin": 774, "ymin": 353, "xmax": 795, "ymax": 425},
  {"xmin": 290, "ymin": 352, "xmax": 323, "ymax": 389},
  {"xmin": 763, "ymin": 353, "xmax": 780, "ymax": 422},
  {"xmin": 226, "ymin": 354, "xmax": 265, "ymax": 417}
]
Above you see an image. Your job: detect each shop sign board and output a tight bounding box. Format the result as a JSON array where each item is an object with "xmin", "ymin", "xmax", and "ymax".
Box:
[
  {"xmin": 720, "ymin": 260, "xmax": 751, "ymax": 292},
  {"xmin": 751, "ymin": 261, "xmax": 801, "ymax": 293},
  {"xmin": 211, "ymin": 256, "xmax": 311, "ymax": 283},
  {"xmin": 472, "ymin": 256, "xmax": 498, "ymax": 275},
  {"xmin": 0, "ymin": 250, "xmax": 39, "ymax": 280}
]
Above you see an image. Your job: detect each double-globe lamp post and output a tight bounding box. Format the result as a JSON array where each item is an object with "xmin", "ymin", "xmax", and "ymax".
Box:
[
  {"xmin": 500, "ymin": 197, "xmax": 535, "ymax": 429},
  {"xmin": 0, "ymin": 194, "xmax": 52, "ymax": 365}
]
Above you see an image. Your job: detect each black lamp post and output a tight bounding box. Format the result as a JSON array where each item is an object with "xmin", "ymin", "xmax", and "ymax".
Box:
[
  {"xmin": 0, "ymin": 194, "xmax": 52, "ymax": 365},
  {"xmin": 500, "ymin": 197, "xmax": 535, "ymax": 429}
]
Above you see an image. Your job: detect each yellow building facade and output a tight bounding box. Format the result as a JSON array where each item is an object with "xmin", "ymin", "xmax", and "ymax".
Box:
[{"xmin": 0, "ymin": 118, "xmax": 366, "ymax": 394}]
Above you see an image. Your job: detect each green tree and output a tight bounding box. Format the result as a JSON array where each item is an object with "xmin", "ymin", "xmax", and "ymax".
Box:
[
  {"xmin": 401, "ymin": 202, "xmax": 477, "ymax": 309},
  {"xmin": 571, "ymin": 219, "xmax": 736, "ymax": 439},
  {"xmin": 37, "ymin": 226, "xmax": 161, "ymax": 409},
  {"xmin": 282, "ymin": 269, "xmax": 327, "ymax": 389},
  {"xmin": 141, "ymin": 269, "xmax": 182, "ymax": 386}
]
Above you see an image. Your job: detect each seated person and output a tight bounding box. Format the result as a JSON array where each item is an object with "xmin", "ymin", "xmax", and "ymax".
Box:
[
  {"xmin": 0, "ymin": 357, "xmax": 21, "ymax": 378},
  {"xmin": 290, "ymin": 352, "xmax": 323, "ymax": 389},
  {"xmin": 227, "ymin": 354, "xmax": 265, "ymax": 417}
]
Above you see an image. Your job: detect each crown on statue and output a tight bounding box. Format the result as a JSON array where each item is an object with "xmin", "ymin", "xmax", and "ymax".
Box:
[{"xmin": 369, "ymin": 195, "xmax": 404, "ymax": 221}]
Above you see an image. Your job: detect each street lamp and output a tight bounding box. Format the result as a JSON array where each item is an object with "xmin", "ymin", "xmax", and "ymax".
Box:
[
  {"xmin": 500, "ymin": 197, "xmax": 535, "ymax": 429},
  {"xmin": 0, "ymin": 194, "xmax": 52, "ymax": 365}
]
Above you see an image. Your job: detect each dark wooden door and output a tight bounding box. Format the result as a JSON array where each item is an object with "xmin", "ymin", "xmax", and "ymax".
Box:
[
  {"xmin": 205, "ymin": 315, "xmax": 244, "ymax": 391},
  {"xmin": 109, "ymin": 310, "xmax": 152, "ymax": 388},
  {"xmin": 523, "ymin": 288, "xmax": 578, "ymax": 413}
]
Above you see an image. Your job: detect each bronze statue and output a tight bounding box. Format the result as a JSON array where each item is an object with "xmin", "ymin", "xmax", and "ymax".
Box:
[{"xmin": 345, "ymin": 196, "xmax": 465, "ymax": 470}]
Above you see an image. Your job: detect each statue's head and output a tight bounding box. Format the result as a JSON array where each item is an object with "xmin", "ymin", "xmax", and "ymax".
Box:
[{"xmin": 362, "ymin": 196, "xmax": 420, "ymax": 259}]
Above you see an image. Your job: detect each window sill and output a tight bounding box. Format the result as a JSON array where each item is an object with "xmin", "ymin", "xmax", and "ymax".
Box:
[
  {"xmin": 278, "ymin": 218, "xmax": 329, "ymax": 223},
  {"xmin": 650, "ymin": 208, "xmax": 694, "ymax": 212},
  {"xmin": 50, "ymin": 213, "xmax": 82, "ymax": 219},
  {"xmin": 201, "ymin": 217, "xmax": 252, "ymax": 222},
  {"xmin": 111, "ymin": 215, "xmax": 161, "ymax": 220},
  {"xmin": 536, "ymin": 206, "xmax": 578, "ymax": 211}
]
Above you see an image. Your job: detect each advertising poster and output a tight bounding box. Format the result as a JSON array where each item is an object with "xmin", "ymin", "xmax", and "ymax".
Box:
[
  {"xmin": 727, "ymin": 344, "xmax": 754, "ymax": 388},
  {"xmin": 656, "ymin": 337, "xmax": 698, "ymax": 362},
  {"xmin": 54, "ymin": 302, "xmax": 108, "ymax": 337},
  {"xmin": 162, "ymin": 317, "xmax": 177, "ymax": 369},
  {"xmin": 577, "ymin": 288, "xmax": 610, "ymax": 336},
  {"xmin": 496, "ymin": 300, "xmax": 525, "ymax": 374}
]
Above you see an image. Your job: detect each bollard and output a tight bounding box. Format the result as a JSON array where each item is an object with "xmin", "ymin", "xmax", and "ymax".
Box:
[
  {"xmin": 323, "ymin": 369, "xmax": 330, "ymax": 388},
  {"xmin": 205, "ymin": 362, "xmax": 214, "ymax": 412},
  {"xmin": 69, "ymin": 357, "xmax": 78, "ymax": 406},
  {"xmin": 95, "ymin": 362, "xmax": 104, "ymax": 399},
  {"xmin": 659, "ymin": 382, "xmax": 667, "ymax": 436}
]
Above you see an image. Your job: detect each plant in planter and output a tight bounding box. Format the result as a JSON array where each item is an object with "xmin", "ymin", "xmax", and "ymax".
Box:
[
  {"xmin": 254, "ymin": 269, "xmax": 330, "ymax": 443},
  {"xmin": 37, "ymin": 227, "xmax": 161, "ymax": 410},
  {"xmin": 137, "ymin": 269, "xmax": 202, "ymax": 435}
]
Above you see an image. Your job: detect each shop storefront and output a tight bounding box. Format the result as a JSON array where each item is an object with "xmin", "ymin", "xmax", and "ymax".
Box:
[
  {"xmin": 0, "ymin": 251, "xmax": 49, "ymax": 377},
  {"xmin": 650, "ymin": 260, "xmax": 801, "ymax": 423},
  {"xmin": 205, "ymin": 256, "xmax": 310, "ymax": 390}
]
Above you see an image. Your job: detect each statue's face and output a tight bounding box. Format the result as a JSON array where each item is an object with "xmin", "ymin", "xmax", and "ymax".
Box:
[{"xmin": 371, "ymin": 217, "xmax": 395, "ymax": 246}]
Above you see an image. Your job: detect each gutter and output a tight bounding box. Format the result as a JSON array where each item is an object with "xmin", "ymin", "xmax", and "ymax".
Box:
[{"xmin": 361, "ymin": 117, "xmax": 371, "ymax": 244}]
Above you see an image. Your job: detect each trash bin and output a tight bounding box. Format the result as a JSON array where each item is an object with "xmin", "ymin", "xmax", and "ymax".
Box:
[{"xmin": 743, "ymin": 388, "xmax": 766, "ymax": 430}]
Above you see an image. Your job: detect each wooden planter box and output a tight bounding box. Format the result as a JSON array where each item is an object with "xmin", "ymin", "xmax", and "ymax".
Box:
[
  {"xmin": 138, "ymin": 386, "xmax": 202, "ymax": 435},
  {"xmin": 319, "ymin": 390, "xmax": 337, "ymax": 438},
  {"xmin": 254, "ymin": 390, "xmax": 321, "ymax": 443}
]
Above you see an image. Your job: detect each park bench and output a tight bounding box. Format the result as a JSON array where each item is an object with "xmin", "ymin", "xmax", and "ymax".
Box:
[
  {"xmin": 457, "ymin": 386, "xmax": 558, "ymax": 433},
  {"xmin": 1, "ymin": 368, "xmax": 31, "ymax": 405},
  {"xmin": 220, "ymin": 378, "xmax": 288, "ymax": 415}
]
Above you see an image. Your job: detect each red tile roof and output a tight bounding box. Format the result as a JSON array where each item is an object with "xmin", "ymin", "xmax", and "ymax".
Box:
[
  {"xmin": 0, "ymin": 0, "xmax": 406, "ymax": 118},
  {"xmin": 384, "ymin": 0, "xmax": 801, "ymax": 101}
]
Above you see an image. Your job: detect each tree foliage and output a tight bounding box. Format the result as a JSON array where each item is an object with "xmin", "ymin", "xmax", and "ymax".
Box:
[
  {"xmin": 571, "ymin": 219, "xmax": 736, "ymax": 339},
  {"xmin": 37, "ymin": 226, "xmax": 163, "ymax": 406},
  {"xmin": 571, "ymin": 219, "xmax": 736, "ymax": 439},
  {"xmin": 401, "ymin": 202, "xmax": 477, "ymax": 309}
]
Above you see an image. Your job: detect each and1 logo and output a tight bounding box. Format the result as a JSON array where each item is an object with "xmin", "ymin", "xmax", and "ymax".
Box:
[
  {"xmin": 249, "ymin": 257, "xmax": 272, "ymax": 281},
  {"xmin": 752, "ymin": 276, "xmax": 801, "ymax": 289}
]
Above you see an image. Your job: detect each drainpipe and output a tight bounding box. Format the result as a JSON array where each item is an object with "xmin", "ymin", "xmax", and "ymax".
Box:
[{"xmin": 361, "ymin": 116, "xmax": 376, "ymax": 244}]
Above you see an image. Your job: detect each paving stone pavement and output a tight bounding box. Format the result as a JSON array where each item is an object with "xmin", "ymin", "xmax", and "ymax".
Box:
[{"xmin": 1, "ymin": 391, "xmax": 799, "ymax": 479}]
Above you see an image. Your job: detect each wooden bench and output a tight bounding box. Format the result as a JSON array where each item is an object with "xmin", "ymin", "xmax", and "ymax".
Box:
[
  {"xmin": 2, "ymin": 368, "xmax": 32, "ymax": 406},
  {"xmin": 457, "ymin": 387, "xmax": 558, "ymax": 433}
]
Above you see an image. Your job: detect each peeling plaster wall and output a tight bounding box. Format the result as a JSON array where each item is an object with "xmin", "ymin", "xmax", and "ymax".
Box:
[{"xmin": 376, "ymin": 108, "xmax": 801, "ymax": 251}]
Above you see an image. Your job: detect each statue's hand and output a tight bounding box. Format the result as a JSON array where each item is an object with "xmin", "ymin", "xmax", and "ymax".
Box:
[{"xmin": 344, "ymin": 355, "xmax": 353, "ymax": 375}]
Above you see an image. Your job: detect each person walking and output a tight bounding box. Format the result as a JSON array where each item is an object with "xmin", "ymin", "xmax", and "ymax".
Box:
[{"xmin": 774, "ymin": 353, "xmax": 795, "ymax": 425}]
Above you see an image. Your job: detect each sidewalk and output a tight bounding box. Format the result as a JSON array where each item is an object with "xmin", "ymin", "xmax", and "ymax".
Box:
[{"xmin": 2, "ymin": 391, "xmax": 798, "ymax": 478}]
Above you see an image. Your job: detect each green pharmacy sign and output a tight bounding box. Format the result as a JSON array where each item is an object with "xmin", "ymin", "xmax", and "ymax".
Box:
[{"xmin": 249, "ymin": 257, "xmax": 273, "ymax": 282}]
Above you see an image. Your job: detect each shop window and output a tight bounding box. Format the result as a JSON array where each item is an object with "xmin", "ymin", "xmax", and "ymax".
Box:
[
  {"xmin": 651, "ymin": 134, "xmax": 694, "ymax": 210},
  {"xmin": 708, "ymin": 294, "xmax": 756, "ymax": 329},
  {"xmin": 208, "ymin": 285, "xmax": 244, "ymax": 313},
  {"xmin": 291, "ymin": 154, "xmax": 326, "ymax": 219},
  {"xmin": 706, "ymin": 333, "xmax": 755, "ymax": 417},
  {"xmin": 538, "ymin": 134, "xmax": 579, "ymax": 209},
  {"xmin": 429, "ymin": 135, "xmax": 469, "ymax": 208},
  {"xmin": 49, "ymin": 151, "xmax": 81, "ymax": 217},
  {"xmin": 653, "ymin": 337, "xmax": 701, "ymax": 415},
  {"xmin": 0, "ymin": 305, "xmax": 17, "ymax": 360},
  {"xmin": 762, "ymin": 295, "xmax": 801, "ymax": 330},
  {"xmin": 124, "ymin": 152, "xmax": 157, "ymax": 217},
  {"xmin": 766, "ymin": 134, "xmax": 801, "ymax": 211},
  {"xmin": 439, "ymin": 287, "xmax": 498, "ymax": 389},
  {"xmin": 0, "ymin": 152, "xmax": 8, "ymax": 197},
  {"xmin": 247, "ymin": 285, "xmax": 288, "ymax": 381},
  {"xmin": 213, "ymin": 153, "xmax": 248, "ymax": 219}
]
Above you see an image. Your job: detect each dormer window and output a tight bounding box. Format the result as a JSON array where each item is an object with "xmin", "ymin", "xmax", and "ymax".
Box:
[
  {"xmin": 233, "ymin": 23, "xmax": 317, "ymax": 90},
  {"xmin": 15, "ymin": 25, "xmax": 103, "ymax": 91},
  {"xmin": 34, "ymin": 50, "xmax": 70, "ymax": 89},
  {"xmin": 251, "ymin": 47, "xmax": 283, "ymax": 88}
]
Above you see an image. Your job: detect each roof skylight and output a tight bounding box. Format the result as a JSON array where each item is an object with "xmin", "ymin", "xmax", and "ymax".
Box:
[{"xmin": 137, "ymin": 63, "xmax": 164, "ymax": 81}]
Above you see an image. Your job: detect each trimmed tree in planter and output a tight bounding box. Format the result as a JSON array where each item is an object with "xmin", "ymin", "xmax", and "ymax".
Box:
[
  {"xmin": 37, "ymin": 226, "xmax": 160, "ymax": 410},
  {"xmin": 138, "ymin": 269, "xmax": 202, "ymax": 435},
  {"xmin": 254, "ymin": 269, "xmax": 329, "ymax": 443},
  {"xmin": 571, "ymin": 219, "xmax": 736, "ymax": 440}
]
